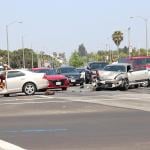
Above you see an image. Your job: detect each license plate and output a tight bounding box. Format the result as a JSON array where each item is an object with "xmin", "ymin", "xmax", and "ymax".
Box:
[
  {"xmin": 56, "ymin": 82, "xmax": 61, "ymax": 85},
  {"xmin": 71, "ymin": 79, "xmax": 76, "ymax": 82},
  {"xmin": 100, "ymin": 81, "xmax": 105, "ymax": 84}
]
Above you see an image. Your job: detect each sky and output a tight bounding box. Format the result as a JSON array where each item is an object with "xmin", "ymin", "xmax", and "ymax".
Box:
[{"xmin": 0, "ymin": 0, "xmax": 150, "ymax": 58}]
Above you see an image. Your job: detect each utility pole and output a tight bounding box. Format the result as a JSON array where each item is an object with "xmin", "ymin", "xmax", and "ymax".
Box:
[
  {"xmin": 128, "ymin": 27, "xmax": 131, "ymax": 57},
  {"xmin": 6, "ymin": 21, "xmax": 22, "ymax": 67},
  {"xmin": 22, "ymin": 35, "xmax": 25, "ymax": 68},
  {"xmin": 130, "ymin": 16, "xmax": 148, "ymax": 56}
]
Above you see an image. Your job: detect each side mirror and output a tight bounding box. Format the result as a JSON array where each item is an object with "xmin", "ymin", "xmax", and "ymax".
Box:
[
  {"xmin": 87, "ymin": 66, "xmax": 91, "ymax": 70},
  {"xmin": 129, "ymin": 69, "xmax": 133, "ymax": 72}
]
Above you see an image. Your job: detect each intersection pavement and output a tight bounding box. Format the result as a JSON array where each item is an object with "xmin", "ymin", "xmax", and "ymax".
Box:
[
  {"xmin": 0, "ymin": 87, "xmax": 150, "ymax": 113},
  {"xmin": 0, "ymin": 86, "xmax": 150, "ymax": 150}
]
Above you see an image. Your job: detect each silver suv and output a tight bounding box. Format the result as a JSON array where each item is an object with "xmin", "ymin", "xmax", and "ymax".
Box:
[{"xmin": 92, "ymin": 63, "xmax": 150, "ymax": 91}]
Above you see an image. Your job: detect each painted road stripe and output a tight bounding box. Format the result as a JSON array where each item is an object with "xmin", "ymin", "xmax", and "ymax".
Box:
[
  {"xmin": 37, "ymin": 95, "xmax": 55, "ymax": 98},
  {"xmin": 0, "ymin": 97, "xmax": 54, "ymax": 103},
  {"xmin": 0, "ymin": 100, "xmax": 69, "ymax": 105},
  {"xmin": 1, "ymin": 128, "xmax": 68, "ymax": 133},
  {"xmin": 16, "ymin": 96, "xmax": 54, "ymax": 101},
  {"xmin": 0, "ymin": 140, "xmax": 26, "ymax": 150}
]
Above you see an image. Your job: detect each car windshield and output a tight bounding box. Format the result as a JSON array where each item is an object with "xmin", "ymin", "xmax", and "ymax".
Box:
[
  {"xmin": 89, "ymin": 62, "xmax": 108, "ymax": 70},
  {"xmin": 104, "ymin": 65, "xmax": 126, "ymax": 72},
  {"xmin": 33, "ymin": 69, "xmax": 57, "ymax": 75},
  {"xmin": 76, "ymin": 68, "xmax": 85, "ymax": 73},
  {"xmin": 59, "ymin": 67, "xmax": 77, "ymax": 73}
]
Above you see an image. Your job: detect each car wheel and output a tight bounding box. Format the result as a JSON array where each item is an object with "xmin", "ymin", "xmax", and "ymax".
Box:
[
  {"xmin": 134, "ymin": 84, "xmax": 139, "ymax": 88},
  {"xmin": 23, "ymin": 82, "xmax": 36, "ymax": 95},
  {"xmin": 147, "ymin": 79, "xmax": 150, "ymax": 87},
  {"xmin": 92, "ymin": 85, "xmax": 101, "ymax": 91},
  {"xmin": 120, "ymin": 79, "xmax": 129, "ymax": 91},
  {"xmin": 62, "ymin": 87, "xmax": 67, "ymax": 91},
  {"xmin": 4, "ymin": 94, "xmax": 9, "ymax": 97}
]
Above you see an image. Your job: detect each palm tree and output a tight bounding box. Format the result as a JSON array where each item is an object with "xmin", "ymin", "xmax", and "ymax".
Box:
[{"xmin": 112, "ymin": 31, "xmax": 123, "ymax": 58}]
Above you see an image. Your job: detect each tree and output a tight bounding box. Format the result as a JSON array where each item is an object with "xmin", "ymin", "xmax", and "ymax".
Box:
[
  {"xmin": 69, "ymin": 51, "xmax": 84, "ymax": 67},
  {"xmin": 78, "ymin": 44, "xmax": 88, "ymax": 57},
  {"xmin": 112, "ymin": 31, "xmax": 123, "ymax": 58},
  {"xmin": 11, "ymin": 48, "xmax": 38, "ymax": 68},
  {"xmin": 58, "ymin": 52, "xmax": 67, "ymax": 64}
]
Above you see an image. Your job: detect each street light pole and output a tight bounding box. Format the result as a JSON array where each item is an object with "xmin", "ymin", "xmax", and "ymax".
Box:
[
  {"xmin": 130, "ymin": 16, "xmax": 148, "ymax": 56},
  {"xmin": 6, "ymin": 25, "xmax": 9, "ymax": 66},
  {"xmin": 6, "ymin": 21, "xmax": 22, "ymax": 67},
  {"xmin": 21, "ymin": 35, "xmax": 25, "ymax": 68},
  {"xmin": 145, "ymin": 18, "xmax": 148, "ymax": 56},
  {"xmin": 128, "ymin": 27, "xmax": 131, "ymax": 57}
]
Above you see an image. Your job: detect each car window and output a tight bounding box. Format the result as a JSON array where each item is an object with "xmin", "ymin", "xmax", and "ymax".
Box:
[
  {"xmin": 7, "ymin": 71, "xmax": 25, "ymax": 78},
  {"xmin": 33, "ymin": 69, "xmax": 56, "ymax": 75},
  {"xmin": 104, "ymin": 65, "xmax": 126, "ymax": 72},
  {"xmin": 89, "ymin": 62, "xmax": 108, "ymax": 70},
  {"xmin": 127, "ymin": 65, "xmax": 131, "ymax": 72},
  {"xmin": 76, "ymin": 68, "xmax": 85, "ymax": 73},
  {"xmin": 133, "ymin": 59, "xmax": 146, "ymax": 65},
  {"xmin": 146, "ymin": 58, "xmax": 150, "ymax": 64},
  {"xmin": 58, "ymin": 68, "xmax": 77, "ymax": 73}
]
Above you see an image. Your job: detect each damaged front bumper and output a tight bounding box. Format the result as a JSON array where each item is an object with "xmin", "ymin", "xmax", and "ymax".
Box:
[{"xmin": 92, "ymin": 79, "xmax": 123, "ymax": 89}]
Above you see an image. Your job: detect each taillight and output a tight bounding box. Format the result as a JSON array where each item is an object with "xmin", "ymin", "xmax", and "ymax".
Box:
[
  {"xmin": 43, "ymin": 74, "xmax": 47, "ymax": 79},
  {"xmin": 65, "ymin": 79, "xmax": 70, "ymax": 86},
  {"xmin": 48, "ymin": 81, "xmax": 54, "ymax": 87}
]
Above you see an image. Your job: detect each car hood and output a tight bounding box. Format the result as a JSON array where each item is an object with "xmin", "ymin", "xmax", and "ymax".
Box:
[
  {"xmin": 45, "ymin": 75, "xmax": 67, "ymax": 80},
  {"xmin": 99, "ymin": 71, "xmax": 123, "ymax": 80}
]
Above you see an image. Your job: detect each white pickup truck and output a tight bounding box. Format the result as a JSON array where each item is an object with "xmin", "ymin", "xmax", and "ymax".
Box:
[{"xmin": 92, "ymin": 63, "xmax": 150, "ymax": 91}]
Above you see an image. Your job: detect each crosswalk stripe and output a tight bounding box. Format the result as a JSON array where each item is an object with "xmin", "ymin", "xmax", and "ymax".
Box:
[{"xmin": 0, "ymin": 140, "xmax": 26, "ymax": 150}]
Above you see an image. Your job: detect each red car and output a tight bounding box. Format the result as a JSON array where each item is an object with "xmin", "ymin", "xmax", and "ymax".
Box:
[{"xmin": 32, "ymin": 68, "xmax": 69, "ymax": 90}]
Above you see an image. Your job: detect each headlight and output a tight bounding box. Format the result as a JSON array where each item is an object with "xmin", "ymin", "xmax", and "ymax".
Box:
[{"xmin": 115, "ymin": 75, "xmax": 122, "ymax": 81}]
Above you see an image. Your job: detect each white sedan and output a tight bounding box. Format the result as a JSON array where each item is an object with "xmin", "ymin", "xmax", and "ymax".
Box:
[{"xmin": 0, "ymin": 69, "xmax": 49, "ymax": 96}]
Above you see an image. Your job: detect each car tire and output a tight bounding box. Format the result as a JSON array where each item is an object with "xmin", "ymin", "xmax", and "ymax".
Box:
[
  {"xmin": 23, "ymin": 82, "xmax": 36, "ymax": 95},
  {"xmin": 147, "ymin": 79, "xmax": 150, "ymax": 87},
  {"xmin": 4, "ymin": 94, "xmax": 9, "ymax": 97},
  {"xmin": 62, "ymin": 87, "xmax": 67, "ymax": 91},
  {"xmin": 92, "ymin": 85, "xmax": 101, "ymax": 91},
  {"xmin": 134, "ymin": 84, "xmax": 139, "ymax": 88},
  {"xmin": 120, "ymin": 79, "xmax": 129, "ymax": 91}
]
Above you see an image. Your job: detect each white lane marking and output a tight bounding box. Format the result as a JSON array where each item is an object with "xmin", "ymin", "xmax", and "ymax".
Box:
[
  {"xmin": 0, "ymin": 100, "xmax": 69, "ymax": 105},
  {"xmin": 37, "ymin": 95, "xmax": 55, "ymax": 98},
  {"xmin": 0, "ymin": 139, "xmax": 26, "ymax": 150},
  {"xmin": 0, "ymin": 97, "xmax": 54, "ymax": 103},
  {"xmin": 16, "ymin": 96, "xmax": 54, "ymax": 101},
  {"xmin": 2, "ymin": 128, "xmax": 68, "ymax": 133}
]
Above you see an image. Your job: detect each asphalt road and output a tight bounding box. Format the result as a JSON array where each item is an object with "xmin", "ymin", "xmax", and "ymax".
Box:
[{"xmin": 0, "ymin": 85, "xmax": 150, "ymax": 150}]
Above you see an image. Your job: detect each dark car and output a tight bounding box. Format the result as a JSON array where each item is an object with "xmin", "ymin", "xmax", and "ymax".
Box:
[
  {"xmin": 87, "ymin": 61, "xmax": 109, "ymax": 71},
  {"xmin": 57, "ymin": 66, "xmax": 84, "ymax": 86},
  {"xmin": 76, "ymin": 68, "xmax": 92, "ymax": 84},
  {"xmin": 87, "ymin": 61, "xmax": 109, "ymax": 81}
]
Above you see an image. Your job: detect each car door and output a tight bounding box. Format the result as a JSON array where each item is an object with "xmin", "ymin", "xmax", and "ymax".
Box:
[
  {"xmin": 128, "ymin": 65, "xmax": 148, "ymax": 82},
  {"xmin": 6, "ymin": 71, "xmax": 26, "ymax": 93},
  {"xmin": 127, "ymin": 65, "xmax": 135, "ymax": 82}
]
